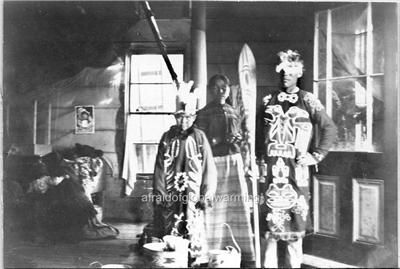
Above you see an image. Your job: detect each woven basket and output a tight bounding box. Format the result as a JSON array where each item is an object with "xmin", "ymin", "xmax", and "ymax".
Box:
[
  {"xmin": 208, "ymin": 223, "xmax": 241, "ymax": 268},
  {"xmin": 143, "ymin": 237, "xmax": 189, "ymax": 268}
]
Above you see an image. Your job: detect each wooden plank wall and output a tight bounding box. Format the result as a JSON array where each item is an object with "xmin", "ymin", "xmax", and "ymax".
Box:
[
  {"xmin": 104, "ymin": 19, "xmax": 191, "ymax": 221},
  {"xmin": 206, "ymin": 14, "xmax": 315, "ymax": 106}
]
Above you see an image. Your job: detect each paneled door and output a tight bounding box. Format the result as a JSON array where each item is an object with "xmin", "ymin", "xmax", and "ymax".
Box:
[{"xmin": 303, "ymin": 3, "xmax": 398, "ymax": 267}]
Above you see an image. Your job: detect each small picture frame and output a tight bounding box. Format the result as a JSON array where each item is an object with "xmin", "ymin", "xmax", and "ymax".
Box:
[{"xmin": 75, "ymin": 105, "xmax": 95, "ymax": 134}]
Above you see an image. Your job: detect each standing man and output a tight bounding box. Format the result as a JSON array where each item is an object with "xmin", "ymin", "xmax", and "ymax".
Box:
[{"xmin": 256, "ymin": 49, "xmax": 336, "ymax": 268}]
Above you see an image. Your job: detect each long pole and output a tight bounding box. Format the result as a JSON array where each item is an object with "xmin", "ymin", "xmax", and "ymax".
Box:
[
  {"xmin": 141, "ymin": 1, "xmax": 179, "ymax": 89},
  {"xmin": 190, "ymin": 2, "xmax": 207, "ymax": 108}
]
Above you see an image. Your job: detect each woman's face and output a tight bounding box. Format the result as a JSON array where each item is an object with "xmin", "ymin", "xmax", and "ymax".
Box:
[
  {"xmin": 211, "ymin": 79, "xmax": 230, "ymax": 103},
  {"xmin": 80, "ymin": 112, "xmax": 89, "ymax": 120},
  {"xmin": 175, "ymin": 114, "xmax": 196, "ymax": 131}
]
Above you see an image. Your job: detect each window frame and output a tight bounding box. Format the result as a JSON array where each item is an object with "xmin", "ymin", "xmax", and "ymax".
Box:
[
  {"xmin": 313, "ymin": 2, "xmax": 384, "ymax": 153},
  {"xmin": 124, "ymin": 45, "xmax": 186, "ymax": 177}
]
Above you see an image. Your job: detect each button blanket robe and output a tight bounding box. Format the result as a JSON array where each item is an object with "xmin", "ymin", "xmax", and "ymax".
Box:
[{"xmin": 152, "ymin": 125, "xmax": 217, "ymax": 260}]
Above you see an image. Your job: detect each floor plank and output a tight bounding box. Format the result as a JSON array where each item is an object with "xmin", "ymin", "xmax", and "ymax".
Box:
[{"xmin": 4, "ymin": 222, "xmax": 148, "ymax": 268}]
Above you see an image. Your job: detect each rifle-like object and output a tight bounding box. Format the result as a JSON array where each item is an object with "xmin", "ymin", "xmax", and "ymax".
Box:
[{"xmin": 141, "ymin": 1, "xmax": 179, "ymax": 88}]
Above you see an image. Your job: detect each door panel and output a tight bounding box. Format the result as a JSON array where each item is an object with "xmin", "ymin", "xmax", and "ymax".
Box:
[
  {"xmin": 313, "ymin": 175, "xmax": 340, "ymax": 237},
  {"xmin": 352, "ymin": 178, "xmax": 384, "ymax": 245},
  {"xmin": 304, "ymin": 152, "xmax": 384, "ymax": 266}
]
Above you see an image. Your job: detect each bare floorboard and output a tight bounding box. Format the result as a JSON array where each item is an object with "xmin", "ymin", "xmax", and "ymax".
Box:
[{"xmin": 4, "ymin": 222, "xmax": 148, "ymax": 268}]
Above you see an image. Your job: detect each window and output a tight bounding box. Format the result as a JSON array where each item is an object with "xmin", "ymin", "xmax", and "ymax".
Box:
[
  {"xmin": 314, "ymin": 3, "xmax": 384, "ymax": 152},
  {"xmin": 126, "ymin": 53, "xmax": 184, "ymax": 174}
]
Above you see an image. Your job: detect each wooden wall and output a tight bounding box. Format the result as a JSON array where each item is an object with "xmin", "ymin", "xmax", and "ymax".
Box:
[
  {"xmin": 382, "ymin": 3, "xmax": 399, "ymax": 267},
  {"xmin": 118, "ymin": 3, "xmax": 317, "ymax": 221},
  {"xmin": 3, "ymin": 2, "xmax": 317, "ymax": 222},
  {"xmin": 47, "ymin": 65, "xmax": 124, "ymax": 194},
  {"xmin": 104, "ymin": 18, "xmax": 191, "ymax": 221},
  {"xmin": 205, "ymin": 3, "xmax": 315, "ymax": 106}
]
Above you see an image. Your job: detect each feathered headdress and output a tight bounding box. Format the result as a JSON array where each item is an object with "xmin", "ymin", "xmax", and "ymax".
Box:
[
  {"xmin": 175, "ymin": 80, "xmax": 198, "ymax": 116},
  {"xmin": 275, "ymin": 49, "xmax": 304, "ymax": 75}
]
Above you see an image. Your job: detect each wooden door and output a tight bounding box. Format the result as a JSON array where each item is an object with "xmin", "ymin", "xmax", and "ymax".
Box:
[
  {"xmin": 303, "ymin": 3, "xmax": 399, "ymax": 267},
  {"xmin": 304, "ymin": 152, "xmax": 387, "ymax": 267}
]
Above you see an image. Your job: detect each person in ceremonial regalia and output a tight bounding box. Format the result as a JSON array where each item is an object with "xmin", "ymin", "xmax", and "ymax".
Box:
[
  {"xmin": 152, "ymin": 81, "xmax": 217, "ymax": 264},
  {"xmin": 195, "ymin": 74, "xmax": 256, "ymax": 266},
  {"xmin": 256, "ymin": 50, "xmax": 337, "ymax": 268}
]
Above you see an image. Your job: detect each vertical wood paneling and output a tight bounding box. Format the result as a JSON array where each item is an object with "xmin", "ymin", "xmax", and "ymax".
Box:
[
  {"xmin": 352, "ymin": 178, "xmax": 384, "ymax": 245},
  {"xmin": 313, "ymin": 175, "xmax": 340, "ymax": 237},
  {"xmin": 206, "ymin": 14, "xmax": 315, "ymax": 104},
  {"xmin": 381, "ymin": 3, "xmax": 399, "ymax": 266},
  {"xmin": 0, "ymin": 2, "xmax": 3, "ymax": 266}
]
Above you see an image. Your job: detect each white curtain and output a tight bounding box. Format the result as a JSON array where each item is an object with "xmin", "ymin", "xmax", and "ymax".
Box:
[{"xmin": 121, "ymin": 115, "xmax": 139, "ymax": 196}]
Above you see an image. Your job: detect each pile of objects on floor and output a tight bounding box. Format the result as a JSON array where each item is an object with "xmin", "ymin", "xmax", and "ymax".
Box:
[{"xmin": 4, "ymin": 143, "xmax": 119, "ymax": 244}]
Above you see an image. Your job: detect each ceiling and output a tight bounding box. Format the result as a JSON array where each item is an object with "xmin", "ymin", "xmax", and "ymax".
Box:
[{"xmin": 3, "ymin": 0, "xmax": 343, "ymax": 96}]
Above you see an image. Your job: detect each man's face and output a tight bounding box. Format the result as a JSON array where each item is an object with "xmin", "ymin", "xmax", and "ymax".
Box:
[
  {"xmin": 175, "ymin": 114, "xmax": 196, "ymax": 131},
  {"xmin": 279, "ymin": 62, "xmax": 303, "ymax": 91}
]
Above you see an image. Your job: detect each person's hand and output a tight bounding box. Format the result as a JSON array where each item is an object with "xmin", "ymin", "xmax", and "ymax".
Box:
[
  {"xmin": 195, "ymin": 200, "xmax": 206, "ymax": 210},
  {"xmin": 197, "ymin": 193, "xmax": 214, "ymax": 209},
  {"xmin": 245, "ymin": 169, "xmax": 256, "ymax": 181},
  {"xmin": 296, "ymin": 153, "xmax": 318, "ymax": 166},
  {"xmin": 206, "ymin": 197, "xmax": 213, "ymax": 208},
  {"xmin": 196, "ymin": 198, "xmax": 213, "ymax": 209}
]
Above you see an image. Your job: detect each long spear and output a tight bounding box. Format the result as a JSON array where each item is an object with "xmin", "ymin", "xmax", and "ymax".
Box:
[{"xmin": 141, "ymin": 1, "xmax": 179, "ymax": 88}]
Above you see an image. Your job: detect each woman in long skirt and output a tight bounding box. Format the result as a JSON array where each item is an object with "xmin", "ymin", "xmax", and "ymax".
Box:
[{"xmin": 196, "ymin": 74, "xmax": 255, "ymax": 265}]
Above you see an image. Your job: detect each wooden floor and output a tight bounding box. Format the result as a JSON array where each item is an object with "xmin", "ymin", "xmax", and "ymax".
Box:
[
  {"xmin": 4, "ymin": 221, "xmax": 337, "ymax": 268},
  {"xmin": 4, "ymin": 222, "xmax": 148, "ymax": 268}
]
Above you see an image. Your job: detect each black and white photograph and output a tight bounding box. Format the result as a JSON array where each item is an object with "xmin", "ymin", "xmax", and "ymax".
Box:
[
  {"xmin": 75, "ymin": 105, "xmax": 95, "ymax": 134},
  {"xmin": 2, "ymin": 0, "xmax": 399, "ymax": 268}
]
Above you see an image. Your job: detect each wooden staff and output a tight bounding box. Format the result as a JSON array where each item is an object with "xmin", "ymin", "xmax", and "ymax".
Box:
[{"xmin": 141, "ymin": 1, "xmax": 179, "ymax": 89}]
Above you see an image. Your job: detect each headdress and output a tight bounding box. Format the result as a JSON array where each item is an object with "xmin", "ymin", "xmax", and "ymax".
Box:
[
  {"xmin": 275, "ymin": 49, "xmax": 304, "ymax": 76},
  {"xmin": 77, "ymin": 107, "xmax": 90, "ymax": 116},
  {"xmin": 175, "ymin": 80, "xmax": 198, "ymax": 116}
]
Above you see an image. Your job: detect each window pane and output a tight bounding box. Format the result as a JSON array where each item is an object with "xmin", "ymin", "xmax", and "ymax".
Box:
[
  {"xmin": 331, "ymin": 4, "xmax": 368, "ymax": 77},
  {"xmin": 318, "ymin": 81, "xmax": 327, "ymax": 107},
  {"xmin": 372, "ymin": 4, "xmax": 385, "ymax": 74},
  {"xmin": 135, "ymin": 144, "xmax": 159, "ymax": 173},
  {"xmin": 130, "ymin": 84, "xmax": 176, "ymax": 112},
  {"xmin": 372, "ymin": 76, "xmax": 384, "ymax": 152},
  {"xmin": 331, "ymin": 78, "xmax": 367, "ymax": 151},
  {"xmin": 128, "ymin": 114, "xmax": 176, "ymax": 143},
  {"xmin": 131, "ymin": 54, "xmax": 184, "ymax": 84},
  {"xmin": 318, "ymin": 11, "xmax": 327, "ymax": 79}
]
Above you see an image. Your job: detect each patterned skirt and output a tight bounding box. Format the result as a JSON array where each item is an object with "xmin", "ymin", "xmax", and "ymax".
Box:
[{"xmin": 205, "ymin": 153, "xmax": 255, "ymax": 262}]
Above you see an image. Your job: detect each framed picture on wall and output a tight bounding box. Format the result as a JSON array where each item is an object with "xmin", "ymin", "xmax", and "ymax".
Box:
[{"xmin": 75, "ymin": 105, "xmax": 95, "ymax": 134}]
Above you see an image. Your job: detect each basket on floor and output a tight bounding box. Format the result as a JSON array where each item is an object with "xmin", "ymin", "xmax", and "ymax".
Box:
[
  {"xmin": 208, "ymin": 223, "xmax": 241, "ymax": 268},
  {"xmin": 143, "ymin": 236, "xmax": 189, "ymax": 268}
]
